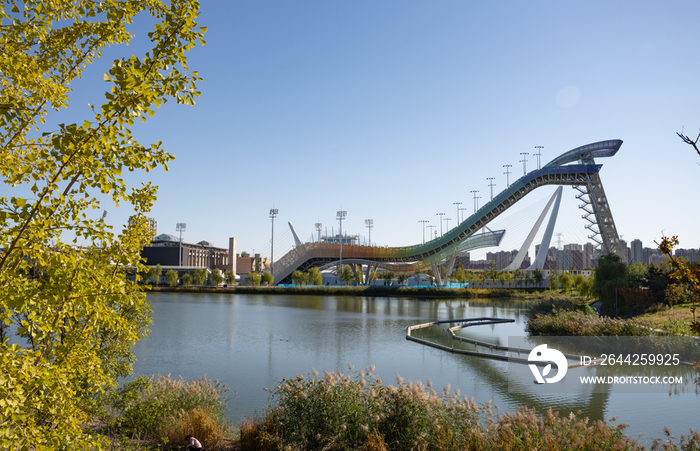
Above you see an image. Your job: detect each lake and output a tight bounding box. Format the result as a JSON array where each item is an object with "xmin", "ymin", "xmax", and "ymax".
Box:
[{"xmin": 133, "ymin": 292, "xmax": 699, "ymax": 442}]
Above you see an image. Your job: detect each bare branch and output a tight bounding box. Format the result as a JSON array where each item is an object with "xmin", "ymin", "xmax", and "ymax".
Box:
[{"xmin": 677, "ymin": 130, "xmax": 700, "ymax": 156}]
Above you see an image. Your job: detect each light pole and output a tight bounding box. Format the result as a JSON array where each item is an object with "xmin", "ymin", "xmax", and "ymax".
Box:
[
  {"xmin": 418, "ymin": 220, "xmax": 429, "ymax": 244},
  {"xmin": 520, "ymin": 152, "xmax": 529, "ymax": 176},
  {"xmin": 365, "ymin": 218, "xmax": 373, "ymax": 246},
  {"xmin": 426, "ymin": 225, "xmax": 436, "ymax": 241},
  {"xmin": 315, "ymin": 222, "xmax": 322, "ymax": 242},
  {"xmin": 459, "ymin": 207, "xmax": 467, "ymax": 223},
  {"xmin": 534, "ymin": 145, "xmax": 544, "ymax": 170},
  {"xmin": 269, "ymin": 208, "xmax": 278, "ymax": 276},
  {"xmin": 337, "ymin": 210, "xmax": 347, "ymax": 277},
  {"xmin": 503, "ymin": 164, "xmax": 512, "ymax": 188},
  {"xmin": 487, "ymin": 177, "xmax": 496, "ymax": 201},
  {"xmin": 436, "ymin": 212, "xmax": 445, "ymax": 236},
  {"xmin": 453, "ymin": 202, "xmax": 462, "ymax": 225},
  {"xmin": 470, "ymin": 190, "xmax": 479, "ymax": 213},
  {"xmin": 444, "ymin": 217, "xmax": 451, "ymax": 232},
  {"xmin": 176, "ymin": 222, "xmax": 186, "ymax": 266}
]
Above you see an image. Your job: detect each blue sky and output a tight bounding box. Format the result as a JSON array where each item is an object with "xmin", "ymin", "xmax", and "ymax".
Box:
[{"xmin": 32, "ymin": 1, "xmax": 700, "ymax": 261}]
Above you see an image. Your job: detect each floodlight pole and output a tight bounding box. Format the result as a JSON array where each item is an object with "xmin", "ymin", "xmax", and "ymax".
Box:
[
  {"xmin": 426, "ymin": 224, "xmax": 436, "ymax": 241},
  {"xmin": 459, "ymin": 207, "xmax": 467, "ymax": 223},
  {"xmin": 534, "ymin": 146, "xmax": 544, "ymax": 170},
  {"xmin": 520, "ymin": 152, "xmax": 529, "ymax": 176},
  {"xmin": 444, "ymin": 217, "xmax": 451, "ymax": 232},
  {"xmin": 436, "ymin": 213, "xmax": 445, "ymax": 236},
  {"xmin": 270, "ymin": 208, "xmax": 278, "ymax": 276},
  {"xmin": 176, "ymin": 223, "xmax": 186, "ymax": 267},
  {"xmin": 315, "ymin": 222, "xmax": 322, "ymax": 242},
  {"xmin": 365, "ymin": 218, "xmax": 374, "ymax": 246},
  {"xmin": 418, "ymin": 220, "xmax": 429, "ymax": 244},
  {"xmin": 337, "ymin": 210, "xmax": 347, "ymax": 277},
  {"xmin": 487, "ymin": 177, "xmax": 496, "ymax": 201},
  {"xmin": 453, "ymin": 202, "xmax": 462, "ymax": 225},
  {"xmin": 503, "ymin": 164, "xmax": 512, "ymax": 188},
  {"xmin": 470, "ymin": 190, "xmax": 479, "ymax": 214}
]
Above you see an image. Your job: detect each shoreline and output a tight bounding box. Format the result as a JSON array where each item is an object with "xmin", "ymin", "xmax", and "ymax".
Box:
[{"xmin": 147, "ymin": 284, "xmax": 542, "ymax": 299}]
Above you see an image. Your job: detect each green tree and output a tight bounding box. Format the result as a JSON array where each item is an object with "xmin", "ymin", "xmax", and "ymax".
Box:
[
  {"xmin": 368, "ymin": 269, "xmax": 378, "ymax": 284},
  {"xmin": 340, "ymin": 265, "xmax": 354, "ymax": 285},
  {"xmin": 593, "ymin": 253, "xmax": 629, "ymax": 315},
  {"xmin": 182, "ymin": 273, "xmax": 193, "ymax": 287},
  {"xmin": 148, "ymin": 263, "xmax": 163, "ymax": 285},
  {"xmin": 262, "ymin": 271, "xmax": 274, "ymax": 286},
  {"xmin": 533, "ymin": 269, "xmax": 544, "ymax": 288},
  {"xmin": 573, "ymin": 274, "xmax": 585, "ymax": 293},
  {"xmin": 513, "ymin": 269, "xmax": 522, "ymax": 287},
  {"xmin": 165, "ymin": 269, "xmax": 179, "ymax": 288},
  {"xmin": 397, "ymin": 273, "xmax": 409, "ymax": 286},
  {"xmin": 452, "ymin": 266, "xmax": 467, "ymax": 285},
  {"xmin": 248, "ymin": 272, "xmax": 262, "ymax": 286},
  {"xmin": 628, "ymin": 261, "xmax": 648, "ymax": 287},
  {"xmin": 379, "ymin": 270, "xmax": 395, "ymax": 286},
  {"xmin": 549, "ymin": 267, "xmax": 560, "ymax": 290},
  {"xmin": 210, "ymin": 268, "xmax": 223, "ymax": 287},
  {"xmin": 0, "ymin": 0, "xmax": 205, "ymax": 447},
  {"xmin": 579, "ymin": 278, "xmax": 591, "ymax": 298},
  {"xmin": 224, "ymin": 270, "xmax": 236, "ymax": 286},
  {"xmin": 193, "ymin": 268, "xmax": 207, "ymax": 286},
  {"xmin": 306, "ymin": 267, "xmax": 323, "ymax": 286},
  {"xmin": 659, "ymin": 235, "xmax": 700, "ymax": 334},
  {"xmin": 498, "ymin": 271, "xmax": 512, "ymax": 287},
  {"xmin": 488, "ymin": 260, "xmax": 498, "ymax": 282},
  {"xmin": 353, "ymin": 267, "xmax": 364, "ymax": 285},
  {"xmin": 560, "ymin": 272, "xmax": 573, "ymax": 294},
  {"xmin": 291, "ymin": 270, "xmax": 306, "ymax": 286}
]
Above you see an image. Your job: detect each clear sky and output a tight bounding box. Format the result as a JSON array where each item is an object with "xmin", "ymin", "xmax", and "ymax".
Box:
[{"xmin": 29, "ymin": 1, "xmax": 700, "ymax": 262}]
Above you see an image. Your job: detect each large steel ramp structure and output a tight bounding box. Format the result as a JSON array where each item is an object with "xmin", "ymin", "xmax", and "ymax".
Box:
[{"xmin": 272, "ymin": 139, "xmax": 623, "ymax": 284}]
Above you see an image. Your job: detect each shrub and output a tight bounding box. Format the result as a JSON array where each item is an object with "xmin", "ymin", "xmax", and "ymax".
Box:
[{"xmin": 108, "ymin": 374, "xmax": 230, "ymax": 449}]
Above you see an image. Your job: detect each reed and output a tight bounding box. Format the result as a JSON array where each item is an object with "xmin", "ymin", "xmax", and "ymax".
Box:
[
  {"xmin": 107, "ymin": 374, "xmax": 231, "ymax": 449},
  {"xmin": 240, "ymin": 366, "xmax": 648, "ymax": 451},
  {"xmin": 526, "ymin": 309, "xmax": 655, "ymax": 336}
]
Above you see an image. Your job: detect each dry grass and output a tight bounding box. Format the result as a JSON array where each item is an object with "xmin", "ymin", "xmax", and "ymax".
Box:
[{"xmin": 104, "ymin": 374, "xmax": 232, "ymax": 450}]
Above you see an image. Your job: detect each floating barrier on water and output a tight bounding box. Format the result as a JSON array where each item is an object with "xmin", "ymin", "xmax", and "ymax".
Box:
[{"xmin": 406, "ymin": 317, "xmax": 600, "ymax": 368}]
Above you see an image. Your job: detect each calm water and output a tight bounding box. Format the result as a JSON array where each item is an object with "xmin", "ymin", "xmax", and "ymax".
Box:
[{"xmin": 133, "ymin": 292, "xmax": 699, "ymax": 442}]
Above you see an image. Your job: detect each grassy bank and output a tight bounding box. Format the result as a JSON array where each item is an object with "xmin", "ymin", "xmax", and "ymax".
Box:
[{"xmin": 149, "ymin": 284, "xmax": 542, "ymax": 299}]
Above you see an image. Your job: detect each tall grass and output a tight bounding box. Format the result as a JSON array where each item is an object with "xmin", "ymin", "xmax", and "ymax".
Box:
[
  {"xmin": 106, "ymin": 374, "xmax": 231, "ymax": 449},
  {"xmin": 526, "ymin": 309, "xmax": 655, "ymax": 336},
  {"xmin": 239, "ymin": 366, "xmax": 646, "ymax": 451}
]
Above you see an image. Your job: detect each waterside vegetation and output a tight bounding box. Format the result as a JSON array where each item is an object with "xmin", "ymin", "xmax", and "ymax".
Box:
[{"xmin": 237, "ymin": 366, "xmax": 700, "ymax": 451}]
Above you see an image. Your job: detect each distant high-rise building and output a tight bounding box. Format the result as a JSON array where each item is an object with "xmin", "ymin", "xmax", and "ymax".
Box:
[
  {"xmin": 631, "ymin": 239, "xmax": 643, "ymax": 263},
  {"xmin": 675, "ymin": 248, "xmax": 700, "ymax": 263},
  {"xmin": 583, "ymin": 243, "xmax": 595, "ymax": 268}
]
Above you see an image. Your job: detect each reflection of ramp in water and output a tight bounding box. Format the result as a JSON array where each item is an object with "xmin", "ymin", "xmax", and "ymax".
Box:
[{"xmin": 407, "ymin": 317, "xmax": 598, "ymax": 368}]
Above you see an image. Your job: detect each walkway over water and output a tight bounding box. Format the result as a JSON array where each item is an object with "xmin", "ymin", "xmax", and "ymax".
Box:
[
  {"xmin": 273, "ymin": 139, "xmax": 623, "ymax": 284},
  {"xmin": 407, "ymin": 317, "xmax": 598, "ymax": 368}
]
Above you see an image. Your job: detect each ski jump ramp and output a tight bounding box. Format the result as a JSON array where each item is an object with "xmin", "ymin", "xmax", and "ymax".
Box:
[{"xmin": 272, "ymin": 140, "xmax": 623, "ymax": 285}]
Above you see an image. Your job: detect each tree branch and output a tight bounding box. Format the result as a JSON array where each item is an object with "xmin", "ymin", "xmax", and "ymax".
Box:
[{"xmin": 677, "ymin": 131, "xmax": 700, "ymax": 156}]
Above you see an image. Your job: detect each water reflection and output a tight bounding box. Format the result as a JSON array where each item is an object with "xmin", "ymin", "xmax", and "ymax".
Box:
[{"xmin": 133, "ymin": 292, "xmax": 698, "ymax": 441}]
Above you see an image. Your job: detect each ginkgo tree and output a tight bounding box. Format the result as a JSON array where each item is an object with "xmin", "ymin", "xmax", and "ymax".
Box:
[{"xmin": 0, "ymin": 1, "xmax": 204, "ymax": 449}]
